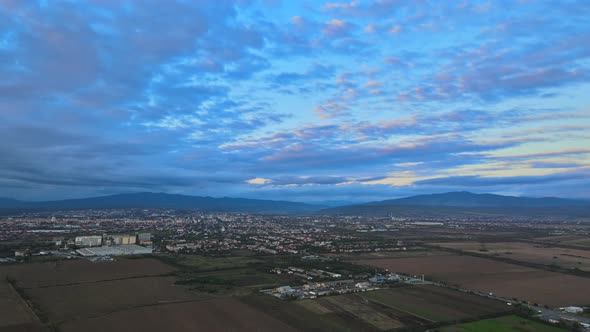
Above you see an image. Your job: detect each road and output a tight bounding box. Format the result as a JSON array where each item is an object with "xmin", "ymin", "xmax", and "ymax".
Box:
[
  {"xmin": 534, "ymin": 306, "xmax": 590, "ymax": 326},
  {"xmin": 470, "ymin": 289, "xmax": 590, "ymax": 329}
]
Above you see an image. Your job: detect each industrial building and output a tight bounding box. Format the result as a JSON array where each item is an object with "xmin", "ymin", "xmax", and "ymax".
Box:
[
  {"xmin": 107, "ymin": 234, "xmax": 136, "ymax": 245},
  {"xmin": 137, "ymin": 232, "xmax": 152, "ymax": 245},
  {"xmin": 76, "ymin": 244, "xmax": 152, "ymax": 257},
  {"xmin": 75, "ymin": 235, "xmax": 102, "ymax": 247}
]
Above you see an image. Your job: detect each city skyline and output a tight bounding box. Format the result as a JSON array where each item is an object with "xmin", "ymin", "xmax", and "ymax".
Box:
[{"xmin": 1, "ymin": 0, "xmax": 589, "ymax": 202}]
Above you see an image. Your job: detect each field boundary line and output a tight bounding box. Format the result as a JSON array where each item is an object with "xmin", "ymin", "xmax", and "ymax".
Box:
[
  {"xmin": 521, "ymin": 239, "xmax": 590, "ymax": 252},
  {"xmin": 22, "ymin": 273, "xmax": 175, "ymax": 290},
  {"xmin": 54, "ymin": 297, "xmax": 215, "ymax": 327},
  {"xmin": 6, "ymin": 280, "xmax": 43, "ymax": 325}
]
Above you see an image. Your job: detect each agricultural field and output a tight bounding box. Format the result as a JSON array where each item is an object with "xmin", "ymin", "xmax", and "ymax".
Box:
[
  {"xmin": 26, "ymin": 276, "xmax": 208, "ymax": 322},
  {"xmin": 536, "ymin": 235, "xmax": 590, "ymax": 248},
  {"xmin": 0, "ymin": 256, "xmax": 310, "ymax": 332},
  {"xmin": 359, "ymin": 285, "xmax": 510, "ymax": 322},
  {"xmin": 0, "ymin": 257, "xmax": 175, "ymax": 288},
  {"xmin": 159, "ymin": 254, "xmax": 264, "ymax": 271},
  {"xmin": 0, "ymin": 279, "xmax": 43, "ymax": 331},
  {"xmin": 354, "ymin": 252, "xmax": 590, "ymax": 307},
  {"xmin": 242, "ymin": 285, "xmax": 513, "ymax": 331},
  {"xmin": 430, "ymin": 241, "xmax": 590, "ymax": 271},
  {"xmin": 240, "ymin": 294, "xmax": 366, "ymax": 331},
  {"xmin": 59, "ymin": 298, "xmax": 299, "ymax": 332},
  {"xmin": 163, "ymin": 254, "xmax": 307, "ymax": 295},
  {"xmin": 243, "ymin": 292, "xmax": 414, "ymax": 331},
  {"xmin": 335, "ymin": 249, "xmax": 449, "ymax": 261},
  {"xmin": 438, "ymin": 315, "xmax": 570, "ymax": 332},
  {"xmin": 1, "ymin": 251, "xmax": 580, "ymax": 332},
  {"xmin": 175, "ymin": 267, "xmax": 285, "ymax": 295}
]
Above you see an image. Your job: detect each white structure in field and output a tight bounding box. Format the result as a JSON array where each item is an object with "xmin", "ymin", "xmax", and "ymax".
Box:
[
  {"xmin": 561, "ymin": 306, "xmax": 584, "ymax": 314},
  {"xmin": 75, "ymin": 235, "xmax": 102, "ymax": 247}
]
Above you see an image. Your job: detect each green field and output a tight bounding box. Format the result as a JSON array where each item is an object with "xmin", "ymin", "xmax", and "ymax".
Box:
[
  {"xmin": 175, "ymin": 267, "xmax": 285, "ymax": 295},
  {"xmin": 156, "ymin": 255, "xmax": 289, "ymax": 295},
  {"xmin": 439, "ymin": 315, "xmax": 569, "ymax": 332},
  {"xmin": 158, "ymin": 254, "xmax": 263, "ymax": 271}
]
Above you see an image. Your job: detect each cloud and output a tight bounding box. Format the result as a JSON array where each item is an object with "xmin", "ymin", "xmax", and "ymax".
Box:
[
  {"xmin": 322, "ymin": 0, "xmax": 402, "ymax": 17},
  {"xmin": 0, "ymin": 0, "xmax": 589, "ymax": 201},
  {"xmin": 494, "ymin": 148, "xmax": 590, "ymax": 159},
  {"xmin": 247, "ymin": 175, "xmax": 350, "ymax": 186},
  {"xmin": 365, "ymin": 24, "xmax": 377, "ymax": 33},
  {"xmin": 387, "ymin": 25, "xmax": 402, "ymax": 34},
  {"xmin": 323, "ymin": 2, "xmax": 360, "ymax": 11},
  {"xmin": 414, "ymin": 170, "xmax": 590, "ymax": 187},
  {"xmin": 323, "ymin": 19, "xmax": 354, "ymax": 37},
  {"xmin": 246, "ymin": 177, "xmax": 272, "ymax": 185},
  {"xmin": 398, "ymin": 33, "xmax": 590, "ymax": 101},
  {"xmin": 315, "ymin": 102, "xmax": 350, "ymax": 119},
  {"xmin": 267, "ymin": 63, "xmax": 336, "ymax": 89}
]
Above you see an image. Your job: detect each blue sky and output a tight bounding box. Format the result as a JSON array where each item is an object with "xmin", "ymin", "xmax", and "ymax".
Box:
[{"xmin": 0, "ymin": 0, "xmax": 589, "ymax": 203}]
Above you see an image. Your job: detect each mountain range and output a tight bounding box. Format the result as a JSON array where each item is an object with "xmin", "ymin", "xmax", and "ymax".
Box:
[
  {"xmin": 0, "ymin": 191, "xmax": 588, "ymax": 216},
  {"xmin": 0, "ymin": 192, "xmax": 322, "ymax": 214},
  {"xmin": 319, "ymin": 191, "xmax": 590, "ymax": 217}
]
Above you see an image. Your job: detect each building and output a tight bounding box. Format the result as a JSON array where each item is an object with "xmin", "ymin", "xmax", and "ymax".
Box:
[
  {"xmin": 369, "ymin": 274, "xmax": 400, "ymax": 283},
  {"xmin": 108, "ymin": 234, "xmax": 136, "ymax": 245},
  {"xmin": 76, "ymin": 244, "xmax": 153, "ymax": 257},
  {"xmin": 324, "ymin": 271, "xmax": 342, "ymax": 278},
  {"xmin": 75, "ymin": 235, "xmax": 102, "ymax": 247},
  {"xmin": 52, "ymin": 236, "xmax": 64, "ymax": 246},
  {"xmin": 355, "ymin": 282, "xmax": 371, "ymax": 289},
  {"xmin": 136, "ymin": 232, "xmax": 152, "ymax": 245},
  {"xmin": 271, "ymin": 286, "xmax": 297, "ymax": 298}
]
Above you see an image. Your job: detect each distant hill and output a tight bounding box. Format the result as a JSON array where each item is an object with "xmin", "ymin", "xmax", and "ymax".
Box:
[
  {"xmin": 320, "ymin": 191, "xmax": 590, "ymax": 217},
  {"xmin": 0, "ymin": 192, "xmax": 323, "ymax": 214},
  {"xmin": 0, "ymin": 197, "xmax": 26, "ymax": 209},
  {"xmin": 2, "ymin": 191, "xmax": 588, "ymax": 217},
  {"xmin": 371, "ymin": 191, "xmax": 587, "ymax": 207}
]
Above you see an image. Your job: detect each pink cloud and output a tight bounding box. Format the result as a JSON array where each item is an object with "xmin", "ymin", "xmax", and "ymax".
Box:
[
  {"xmin": 388, "ymin": 25, "xmax": 402, "ymax": 34},
  {"xmin": 323, "ymin": 19, "xmax": 353, "ymax": 37},
  {"xmin": 291, "ymin": 16, "xmax": 303, "ymax": 25},
  {"xmin": 365, "ymin": 81, "xmax": 380, "ymax": 88},
  {"xmin": 314, "ymin": 102, "xmax": 349, "ymax": 119},
  {"xmin": 365, "ymin": 24, "xmax": 377, "ymax": 33}
]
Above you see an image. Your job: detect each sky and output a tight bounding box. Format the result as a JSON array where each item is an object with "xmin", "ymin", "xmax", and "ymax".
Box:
[{"xmin": 0, "ymin": 0, "xmax": 589, "ymax": 203}]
